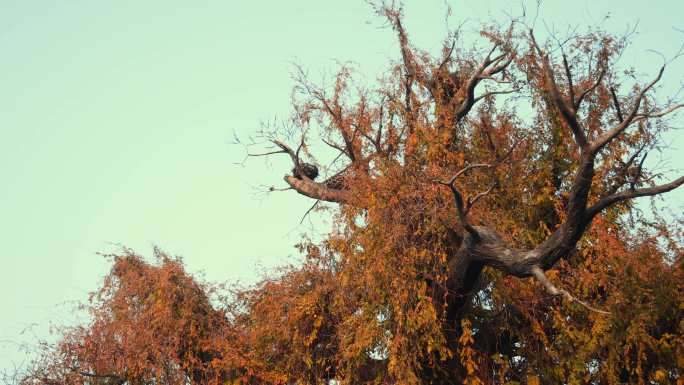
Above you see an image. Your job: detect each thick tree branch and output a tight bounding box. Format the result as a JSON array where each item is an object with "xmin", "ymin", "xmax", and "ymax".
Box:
[
  {"xmin": 530, "ymin": 30, "xmax": 588, "ymax": 150},
  {"xmin": 610, "ymin": 87, "xmax": 624, "ymax": 122},
  {"xmin": 263, "ymin": 140, "xmax": 353, "ymax": 204},
  {"xmin": 284, "ymin": 175, "xmax": 352, "ymax": 203},
  {"xmin": 454, "ymin": 47, "xmax": 514, "ymax": 123},
  {"xmin": 562, "ymin": 53, "xmax": 576, "ymax": 106},
  {"xmin": 586, "ymin": 175, "xmax": 684, "ymax": 219}
]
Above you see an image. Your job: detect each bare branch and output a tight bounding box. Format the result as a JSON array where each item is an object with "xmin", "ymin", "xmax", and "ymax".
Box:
[
  {"xmin": 247, "ymin": 149, "xmax": 288, "ymax": 157},
  {"xmin": 633, "ymin": 103, "xmax": 684, "ymax": 122},
  {"xmin": 322, "ymin": 138, "xmax": 350, "ymax": 157},
  {"xmin": 530, "ymin": 30, "xmax": 588, "ymax": 150},
  {"xmin": 454, "ymin": 45, "xmax": 514, "ymax": 123},
  {"xmin": 438, "ymin": 39, "xmax": 457, "ymax": 71},
  {"xmin": 630, "ymin": 151, "xmax": 649, "ymax": 190},
  {"xmin": 562, "ymin": 53, "xmax": 576, "ymax": 106},
  {"xmin": 284, "ymin": 175, "xmax": 352, "ymax": 203},
  {"xmin": 435, "ymin": 164, "xmax": 492, "ymax": 235},
  {"xmin": 587, "ymin": 174, "xmax": 684, "ymax": 218},
  {"xmin": 269, "ymin": 186, "xmax": 293, "ymax": 192},
  {"xmin": 591, "ymin": 65, "xmax": 665, "ymax": 153},
  {"xmin": 605, "ymin": 144, "xmax": 647, "ymax": 196},
  {"xmin": 531, "ymin": 266, "xmax": 610, "ymax": 315},
  {"xmin": 269, "ymin": 140, "xmax": 352, "ymax": 203},
  {"xmin": 272, "ymin": 140, "xmax": 299, "ymax": 164},
  {"xmin": 485, "ymin": 54, "xmax": 514, "ymax": 77},
  {"xmin": 610, "ymin": 87, "xmax": 624, "ymax": 122},
  {"xmin": 300, "ymin": 200, "xmax": 321, "ymax": 224},
  {"xmin": 473, "ymin": 88, "xmax": 517, "ymax": 103}
]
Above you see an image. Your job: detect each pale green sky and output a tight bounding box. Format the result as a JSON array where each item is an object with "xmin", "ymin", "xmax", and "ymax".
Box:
[{"xmin": 1, "ymin": 0, "xmax": 682, "ymax": 371}]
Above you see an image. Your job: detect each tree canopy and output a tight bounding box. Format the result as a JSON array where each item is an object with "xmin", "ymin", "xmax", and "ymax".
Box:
[{"xmin": 14, "ymin": 3, "xmax": 684, "ymax": 385}]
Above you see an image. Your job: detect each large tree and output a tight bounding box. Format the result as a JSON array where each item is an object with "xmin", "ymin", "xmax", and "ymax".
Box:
[{"xmin": 15, "ymin": 3, "xmax": 684, "ymax": 385}]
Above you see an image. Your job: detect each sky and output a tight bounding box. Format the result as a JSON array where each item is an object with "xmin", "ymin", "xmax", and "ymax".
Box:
[{"xmin": 1, "ymin": 0, "xmax": 682, "ymax": 372}]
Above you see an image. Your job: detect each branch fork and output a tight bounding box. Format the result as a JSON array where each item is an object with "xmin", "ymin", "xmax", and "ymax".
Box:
[{"xmin": 435, "ymin": 163, "xmax": 493, "ymax": 234}]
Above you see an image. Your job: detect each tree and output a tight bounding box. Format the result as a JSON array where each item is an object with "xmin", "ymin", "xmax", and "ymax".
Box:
[{"xmin": 14, "ymin": 3, "xmax": 684, "ymax": 385}]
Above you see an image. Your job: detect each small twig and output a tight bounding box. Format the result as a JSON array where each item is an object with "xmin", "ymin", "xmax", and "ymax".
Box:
[
  {"xmin": 247, "ymin": 149, "xmax": 287, "ymax": 157},
  {"xmin": 300, "ymin": 200, "xmax": 321, "ymax": 224},
  {"xmin": 269, "ymin": 186, "xmax": 293, "ymax": 192}
]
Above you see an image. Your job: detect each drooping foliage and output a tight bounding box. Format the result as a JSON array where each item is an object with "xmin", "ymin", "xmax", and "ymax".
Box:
[{"xmin": 15, "ymin": 3, "xmax": 684, "ymax": 385}]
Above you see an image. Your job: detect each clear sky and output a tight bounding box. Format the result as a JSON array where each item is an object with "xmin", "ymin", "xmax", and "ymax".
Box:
[{"xmin": 1, "ymin": 0, "xmax": 682, "ymax": 372}]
